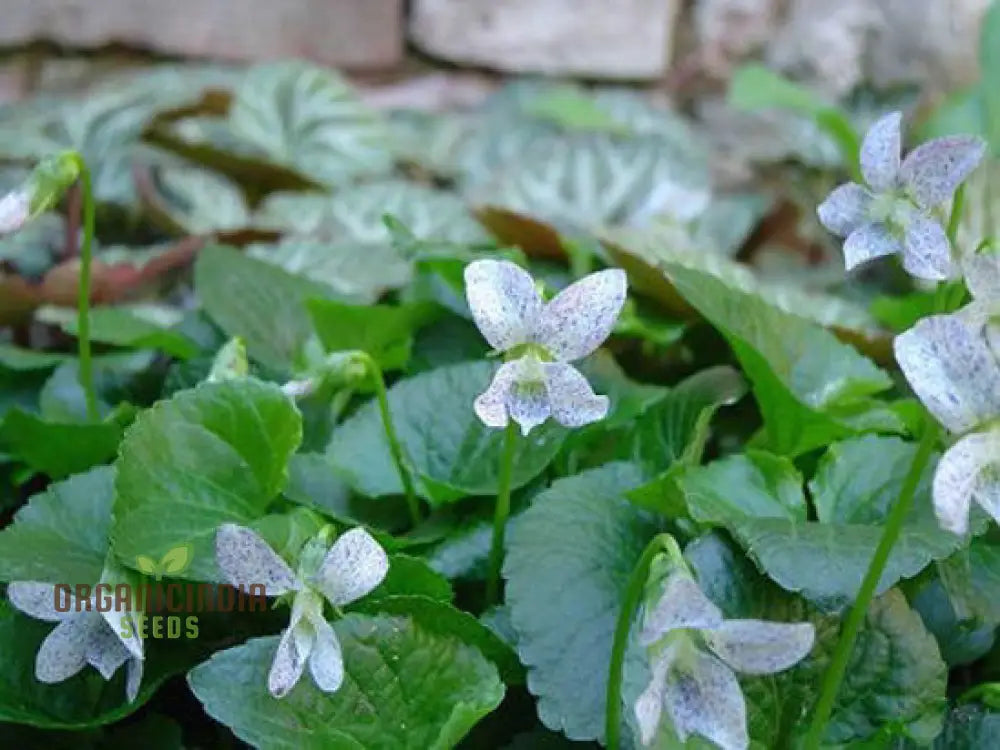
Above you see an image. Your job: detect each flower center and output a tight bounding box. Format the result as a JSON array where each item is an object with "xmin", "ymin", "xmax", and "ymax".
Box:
[
  {"xmin": 868, "ymin": 192, "xmax": 913, "ymax": 235},
  {"xmin": 506, "ymin": 343, "xmax": 554, "ymax": 365}
]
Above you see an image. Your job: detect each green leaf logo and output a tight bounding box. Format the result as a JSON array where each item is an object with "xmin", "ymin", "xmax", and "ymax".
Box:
[{"xmin": 136, "ymin": 545, "xmax": 193, "ymax": 581}]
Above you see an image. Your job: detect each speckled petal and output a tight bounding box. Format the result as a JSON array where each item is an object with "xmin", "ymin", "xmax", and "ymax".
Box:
[
  {"xmin": 961, "ymin": 251, "xmax": 1000, "ymax": 301},
  {"xmin": 902, "ymin": 211, "xmax": 952, "ymax": 281},
  {"xmin": 842, "ymin": 223, "xmax": 902, "ymax": 272},
  {"xmin": 640, "ymin": 573, "xmax": 724, "ymax": 647},
  {"xmin": 543, "ymin": 362, "xmax": 609, "ymax": 428},
  {"xmin": 85, "ymin": 621, "xmax": 132, "ymax": 680},
  {"xmin": 507, "ymin": 379, "xmax": 551, "ymax": 436},
  {"xmin": 7, "ymin": 581, "xmax": 75, "ymax": 622},
  {"xmin": 894, "ymin": 313, "xmax": 1000, "ymax": 434},
  {"xmin": 464, "ymin": 259, "xmax": 542, "ymax": 351},
  {"xmin": 932, "ymin": 430, "xmax": 1000, "ymax": 535},
  {"xmin": 860, "ymin": 112, "xmax": 902, "ymax": 192},
  {"xmin": 664, "ymin": 649, "xmax": 748, "ymax": 750},
  {"xmin": 704, "ymin": 620, "xmax": 815, "ymax": 676},
  {"xmin": 268, "ymin": 617, "xmax": 312, "ymax": 699},
  {"xmin": 900, "ymin": 135, "xmax": 987, "ymax": 209},
  {"xmin": 817, "ymin": 183, "xmax": 872, "ymax": 237},
  {"xmin": 473, "ymin": 360, "xmax": 520, "ymax": 429},
  {"xmin": 125, "ymin": 657, "xmax": 143, "ymax": 702},
  {"xmin": 35, "ymin": 615, "xmax": 90, "ymax": 683},
  {"xmin": 313, "ymin": 527, "xmax": 389, "ymax": 607},
  {"xmin": 634, "ymin": 644, "xmax": 675, "ymax": 746},
  {"xmin": 215, "ymin": 524, "xmax": 300, "ymax": 595},
  {"xmin": 532, "ymin": 269, "xmax": 627, "ymax": 361},
  {"xmin": 307, "ymin": 611, "xmax": 344, "ymax": 693}
]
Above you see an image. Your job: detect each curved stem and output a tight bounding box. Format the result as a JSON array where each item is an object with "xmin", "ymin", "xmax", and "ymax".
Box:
[
  {"xmin": 802, "ymin": 419, "xmax": 939, "ymax": 748},
  {"xmin": 485, "ymin": 421, "xmax": 518, "ymax": 607},
  {"xmin": 70, "ymin": 155, "xmax": 98, "ymax": 421},
  {"xmin": 357, "ymin": 352, "xmax": 420, "ymax": 528},
  {"xmin": 605, "ymin": 533, "xmax": 678, "ymax": 750}
]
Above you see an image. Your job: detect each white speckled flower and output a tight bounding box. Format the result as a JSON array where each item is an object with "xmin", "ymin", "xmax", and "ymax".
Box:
[
  {"xmin": 894, "ymin": 310, "xmax": 1000, "ymax": 534},
  {"xmin": 215, "ymin": 524, "xmax": 388, "ymax": 698},
  {"xmin": 463, "ymin": 259, "xmax": 627, "ymax": 435},
  {"xmin": 817, "ymin": 111, "xmax": 986, "ymax": 281},
  {"xmin": 7, "ymin": 579, "xmax": 144, "ymax": 702},
  {"xmin": 634, "ymin": 572, "xmax": 815, "ymax": 749}
]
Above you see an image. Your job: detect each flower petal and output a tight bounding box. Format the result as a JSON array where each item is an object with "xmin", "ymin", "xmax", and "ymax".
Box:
[
  {"xmin": 860, "ymin": 112, "xmax": 902, "ymax": 192},
  {"xmin": 7, "ymin": 582, "xmax": 75, "ymax": 622},
  {"xmin": 664, "ymin": 649, "xmax": 748, "ymax": 750},
  {"xmin": 634, "ymin": 644, "xmax": 675, "ymax": 746},
  {"xmin": 703, "ymin": 619, "xmax": 815, "ymax": 675},
  {"xmin": 307, "ymin": 611, "xmax": 344, "ymax": 692},
  {"xmin": 893, "ymin": 313, "xmax": 1000, "ymax": 434},
  {"xmin": 126, "ymin": 657, "xmax": 143, "ymax": 703},
  {"xmin": 640, "ymin": 573, "xmax": 723, "ymax": 647},
  {"xmin": 85, "ymin": 621, "xmax": 132, "ymax": 680},
  {"xmin": 314, "ymin": 527, "xmax": 389, "ymax": 607},
  {"xmin": 902, "ymin": 211, "xmax": 952, "ymax": 281},
  {"xmin": 0, "ymin": 190, "xmax": 29, "ymax": 235},
  {"xmin": 900, "ymin": 135, "xmax": 987, "ymax": 209},
  {"xmin": 532, "ymin": 269, "xmax": 627, "ymax": 361},
  {"xmin": 961, "ymin": 251, "xmax": 1000, "ymax": 301},
  {"xmin": 215, "ymin": 524, "xmax": 300, "ymax": 596},
  {"xmin": 543, "ymin": 362, "xmax": 609, "ymax": 428},
  {"xmin": 35, "ymin": 616, "xmax": 90, "ymax": 683},
  {"xmin": 817, "ymin": 183, "xmax": 872, "ymax": 237},
  {"xmin": 842, "ymin": 223, "xmax": 902, "ymax": 272},
  {"xmin": 268, "ymin": 621, "xmax": 312, "ymax": 699},
  {"xmin": 464, "ymin": 259, "xmax": 541, "ymax": 351},
  {"xmin": 932, "ymin": 429, "xmax": 1000, "ymax": 535},
  {"xmin": 473, "ymin": 360, "xmax": 520, "ymax": 429}
]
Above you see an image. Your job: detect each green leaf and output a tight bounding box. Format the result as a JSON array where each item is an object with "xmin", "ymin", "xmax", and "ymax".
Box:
[
  {"xmin": 824, "ymin": 590, "xmax": 947, "ymax": 744},
  {"xmin": 0, "ymin": 343, "xmax": 68, "ymax": 372},
  {"xmin": 0, "ymin": 466, "xmax": 113, "ymax": 584},
  {"xmin": 937, "ymin": 538, "xmax": 1000, "ymax": 627},
  {"xmin": 188, "ymin": 613, "xmax": 505, "ymax": 749},
  {"xmin": 307, "ymin": 299, "xmax": 436, "ymax": 371},
  {"xmin": 39, "ymin": 305, "xmax": 199, "ymax": 360},
  {"xmin": 39, "ymin": 352, "xmax": 154, "ymax": 423},
  {"xmin": 664, "ymin": 262, "xmax": 892, "ymax": 456},
  {"xmin": 227, "ymin": 61, "xmax": 392, "ymax": 187},
  {"xmin": 679, "ymin": 451, "xmax": 808, "ymax": 525},
  {"xmin": 353, "ymin": 595, "xmax": 523, "ymax": 684},
  {"xmin": 727, "ymin": 64, "xmax": 859, "ymax": 169},
  {"xmin": 145, "ymin": 162, "xmax": 251, "ymax": 235},
  {"xmin": 195, "ymin": 244, "xmax": 336, "ymax": 373},
  {"xmin": 0, "ymin": 408, "xmax": 121, "ymax": 479},
  {"xmin": 478, "ymin": 132, "xmax": 710, "ymax": 229},
  {"xmin": 247, "ymin": 237, "xmax": 412, "ymax": 305},
  {"xmin": 504, "ymin": 463, "xmax": 657, "ymax": 741},
  {"xmin": 677, "ymin": 438, "xmax": 964, "ymax": 609},
  {"xmin": 369, "ymin": 554, "xmax": 454, "ymax": 603},
  {"xmin": 327, "ymin": 361, "xmax": 565, "ymax": 505},
  {"xmin": 258, "ymin": 180, "xmax": 489, "ymax": 243},
  {"xmin": 728, "ymin": 64, "xmax": 829, "ymax": 117},
  {"xmin": 112, "ymin": 379, "xmax": 302, "ymax": 581},
  {"xmin": 980, "ymin": 1, "xmax": 1000, "ymax": 152},
  {"xmin": 626, "ymin": 365, "xmax": 747, "ymax": 472}
]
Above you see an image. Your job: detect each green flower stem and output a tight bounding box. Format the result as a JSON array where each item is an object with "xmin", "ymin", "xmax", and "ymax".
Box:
[
  {"xmin": 355, "ymin": 351, "xmax": 420, "ymax": 528},
  {"xmin": 802, "ymin": 418, "xmax": 939, "ymax": 748},
  {"xmin": 606, "ymin": 533, "xmax": 681, "ymax": 750},
  {"xmin": 68, "ymin": 154, "xmax": 98, "ymax": 421},
  {"xmin": 485, "ymin": 421, "xmax": 518, "ymax": 607},
  {"xmin": 805, "ymin": 192, "xmax": 969, "ymax": 748}
]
